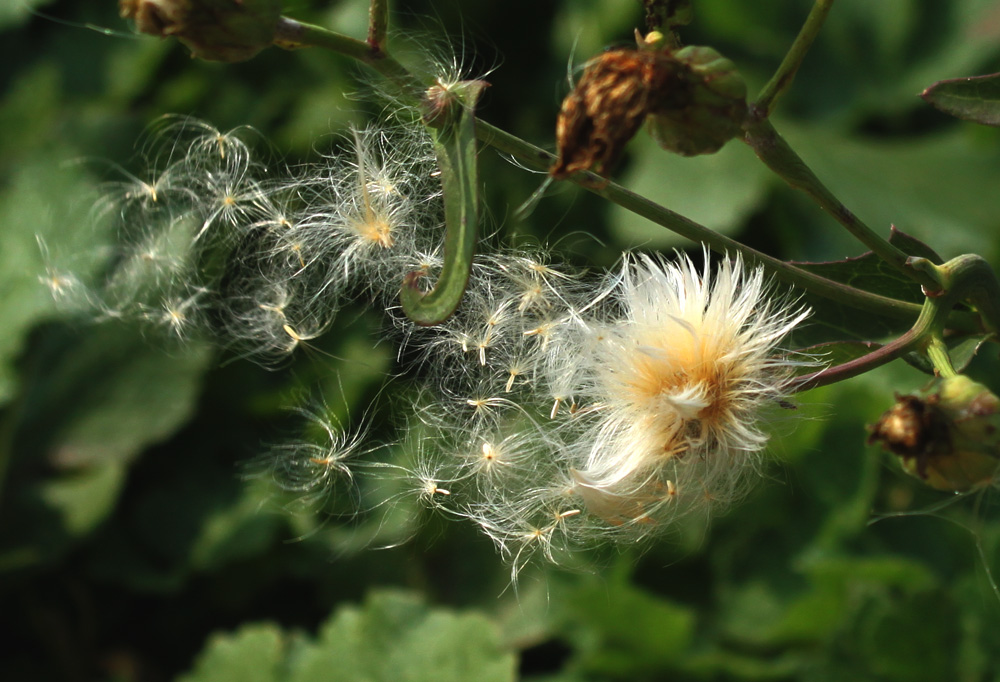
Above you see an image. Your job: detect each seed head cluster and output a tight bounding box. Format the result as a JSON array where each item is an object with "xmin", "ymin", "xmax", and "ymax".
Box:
[
  {"xmin": 396, "ymin": 249, "xmax": 808, "ymax": 575},
  {"xmin": 46, "ymin": 115, "xmax": 441, "ymax": 360},
  {"xmin": 45, "ymin": 115, "xmax": 809, "ymax": 577}
]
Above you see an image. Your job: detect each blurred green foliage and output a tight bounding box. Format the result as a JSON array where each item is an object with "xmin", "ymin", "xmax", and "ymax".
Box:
[{"xmin": 3, "ymin": 1, "xmax": 1000, "ymax": 680}]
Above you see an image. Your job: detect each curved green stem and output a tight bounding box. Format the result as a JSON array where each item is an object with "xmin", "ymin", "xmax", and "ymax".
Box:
[
  {"xmin": 793, "ymin": 253, "xmax": 1000, "ymax": 392},
  {"xmin": 274, "ymin": 18, "xmax": 415, "ymax": 88},
  {"xmin": 792, "ymin": 293, "xmax": 943, "ymax": 393},
  {"xmin": 909, "ymin": 254, "xmax": 1000, "ymax": 335},
  {"xmin": 791, "ymin": 312, "xmax": 928, "ymax": 392},
  {"xmin": 399, "ymin": 83, "xmax": 486, "ymax": 325},
  {"xmin": 755, "ymin": 0, "xmax": 835, "ymax": 117}
]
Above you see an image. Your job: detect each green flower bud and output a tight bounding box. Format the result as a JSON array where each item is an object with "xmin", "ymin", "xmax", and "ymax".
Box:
[
  {"xmin": 868, "ymin": 375, "xmax": 1000, "ymax": 492},
  {"xmin": 646, "ymin": 45, "xmax": 748, "ymax": 157},
  {"xmin": 421, "ymin": 80, "xmax": 490, "ymax": 130},
  {"xmin": 119, "ymin": 0, "xmax": 282, "ymax": 63}
]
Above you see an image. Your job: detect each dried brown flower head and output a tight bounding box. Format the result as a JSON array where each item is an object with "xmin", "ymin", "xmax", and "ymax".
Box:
[
  {"xmin": 868, "ymin": 376, "xmax": 1000, "ymax": 491},
  {"xmin": 550, "ymin": 48, "xmax": 678, "ymax": 181},
  {"xmin": 550, "ymin": 40, "xmax": 747, "ymax": 181}
]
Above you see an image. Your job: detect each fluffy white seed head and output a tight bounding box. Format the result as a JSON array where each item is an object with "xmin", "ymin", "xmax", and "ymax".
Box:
[{"xmin": 548, "ymin": 251, "xmax": 810, "ymax": 534}]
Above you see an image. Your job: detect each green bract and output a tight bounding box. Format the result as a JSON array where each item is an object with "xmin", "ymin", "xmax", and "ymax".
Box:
[{"xmin": 646, "ymin": 45, "xmax": 747, "ymax": 157}]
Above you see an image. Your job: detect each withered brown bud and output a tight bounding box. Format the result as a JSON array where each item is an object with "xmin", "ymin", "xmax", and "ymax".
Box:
[
  {"xmin": 869, "ymin": 376, "xmax": 1000, "ymax": 492},
  {"xmin": 550, "ymin": 40, "xmax": 747, "ymax": 181},
  {"xmin": 119, "ymin": 0, "xmax": 282, "ymax": 63},
  {"xmin": 550, "ymin": 48, "xmax": 678, "ymax": 181},
  {"xmin": 868, "ymin": 395, "xmax": 944, "ymax": 474}
]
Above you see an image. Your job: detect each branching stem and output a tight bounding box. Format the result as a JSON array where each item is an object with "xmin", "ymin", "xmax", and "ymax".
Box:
[
  {"xmin": 746, "ymin": 0, "xmax": 940, "ymax": 293},
  {"xmin": 792, "ymin": 254, "xmax": 1000, "ymax": 392},
  {"xmin": 274, "ymin": 18, "xmax": 415, "ymax": 87},
  {"xmin": 270, "ymin": 16, "xmax": 985, "ymax": 332},
  {"xmin": 476, "ymin": 121, "xmax": 924, "ymax": 322}
]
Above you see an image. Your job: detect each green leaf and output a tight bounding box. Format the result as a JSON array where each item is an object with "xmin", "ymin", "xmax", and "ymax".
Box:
[
  {"xmin": 793, "ymin": 228, "xmax": 936, "ymax": 305},
  {"xmin": 781, "ymin": 124, "xmax": 1000, "ymax": 258},
  {"xmin": 716, "ymin": 554, "xmax": 938, "ymax": 657},
  {"xmin": 610, "ymin": 136, "xmax": 771, "ymax": 249},
  {"xmin": 293, "ymin": 590, "xmax": 516, "ymax": 682},
  {"xmin": 179, "ymin": 591, "xmax": 517, "ymax": 682},
  {"xmin": 552, "ymin": 567, "xmax": 696, "ymax": 677},
  {"xmin": 851, "ymin": 588, "xmax": 960, "ymax": 682},
  {"xmin": 17, "ymin": 326, "xmax": 212, "ymax": 469},
  {"xmin": 921, "ymin": 73, "xmax": 1000, "ymax": 127},
  {"xmin": 0, "ymin": 328, "xmax": 212, "ymax": 568},
  {"xmin": 36, "ymin": 460, "xmax": 127, "ymax": 537},
  {"xmin": 790, "ymin": 295, "xmax": 903, "ymax": 349},
  {"xmin": 178, "ymin": 623, "xmax": 288, "ymax": 682},
  {"xmin": 0, "ymin": 154, "xmax": 106, "ymax": 405},
  {"xmin": 86, "ymin": 458, "xmax": 284, "ymax": 592}
]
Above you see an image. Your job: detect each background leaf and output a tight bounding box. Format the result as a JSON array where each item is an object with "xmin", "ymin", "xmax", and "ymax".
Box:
[
  {"xmin": 180, "ymin": 591, "xmax": 517, "ymax": 682},
  {"xmin": 610, "ymin": 136, "xmax": 772, "ymax": 250},
  {"xmin": 177, "ymin": 623, "xmax": 287, "ymax": 682},
  {"xmin": 0, "ymin": 0, "xmax": 59, "ymax": 30},
  {"xmin": 922, "ymin": 72, "xmax": 1000, "ymax": 126}
]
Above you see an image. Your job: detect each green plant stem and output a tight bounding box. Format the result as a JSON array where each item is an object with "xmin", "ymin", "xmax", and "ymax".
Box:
[
  {"xmin": 792, "ymin": 253, "xmax": 1000, "ymax": 392},
  {"xmin": 742, "ymin": 118, "xmax": 939, "ymax": 293},
  {"xmin": 274, "ymin": 18, "xmax": 415, "ymax": 87},
  {"xmin": 476, "ymin": 121, "xmax": 923, "ymax": 322},
  {"xmin": 400, "ymin": 83, "xmax": 486, "ymax": 325},
  {"xmin": 754, "ymin": 0, "xmax": 835, "ymax": 117},
  {"xmin": 926, "ymin": 335, "xmax": 957, "ymax": 378},
  {"xmin": 368, "ymin": 0, "xmax": 390, "ymax": 54},
  {"xmin": 747, "ymin": 0, "xmax": 942, "ymax": 294}
]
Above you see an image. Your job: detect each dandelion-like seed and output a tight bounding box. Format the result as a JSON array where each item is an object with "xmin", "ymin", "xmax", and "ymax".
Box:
[
  {"xmin": 257, "ymin": 408, "xmax": 370, "ymax": 512},
  {"xmin": 142, "ymin": 285, "xmax": 210, "ymax": 338},
  {"xmin": 340, "ymin": 127, "xmax": 410, "ymax": 251},
  {"xmin": 192, "ymin": 169, "xmax": 267, "ymax": 242},
  {"xmin": 457, "ymin": 426, "xmax": 540, "ymax": 488}
]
